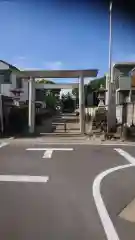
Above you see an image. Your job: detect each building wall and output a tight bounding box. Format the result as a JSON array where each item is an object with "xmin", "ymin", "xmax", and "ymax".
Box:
[
  {"xmin": 0, "ymin": 62, "xmax": 9, "ymax": 70},
  {"xmin": 0, "ymin": 73, "xmax": 29, "ymax": 102},
  {"xmin": 0, "ymin": 61, "xmax": 29, "ymax": 101},
  {"xmin": 1, "ymin": 72, "xmax": 16, "ymax": 97},
  {"xmin": 20, "ymin": 79, "xmax": 28, "ymax": 101},
  {"xmin": 0, "ymin": 84, "xmax": 11, "ymax": 96}
]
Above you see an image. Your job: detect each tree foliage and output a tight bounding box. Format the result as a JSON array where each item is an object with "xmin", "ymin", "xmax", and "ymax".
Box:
[
  {"xmin": 36, "ymin": 79, "xmax": 61, "ymax": 108},
  {"xmin": 71, "ymin": 75, "xmax": 106, "ymax": 107},
  {"xmin": 36, "ymin": 79, "xmax": 54, "ymax": 84},
  {"xmin": 61, "ymin": 92, "xmax": 75, "ymax": 111},
  {"xmin": 72, "ymin": 76, "xmax": 106, "ymax": 96},
  {"xmin": 89, "ymin": 76, "xmax": 106, "ymax": 91}
]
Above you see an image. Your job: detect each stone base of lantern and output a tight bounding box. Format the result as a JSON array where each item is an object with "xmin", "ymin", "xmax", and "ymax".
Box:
[{"xmin": 91, "ymin": 107, "xmax": 107, "ymax": 132}]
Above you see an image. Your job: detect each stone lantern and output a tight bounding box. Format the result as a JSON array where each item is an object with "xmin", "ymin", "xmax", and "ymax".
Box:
[
  {"xmin": 97, "ymin": 84, "xmax": 107, "ymax": 108},
  {"xmin": 91, "ymin": 84, "xmax": 107, "ymax": 131},
  {"xmin": 10, "ymin": 88, "xmax": 24, "ymax": 106}
]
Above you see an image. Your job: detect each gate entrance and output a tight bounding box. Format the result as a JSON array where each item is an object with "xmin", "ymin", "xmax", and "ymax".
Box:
[
  {"xmin": 17, "ymin": 69, "xmax": 98, "ymax": 135},
  {"xmin": 36, "ymin": 82, "xmax": 79, "ymax": 135}
]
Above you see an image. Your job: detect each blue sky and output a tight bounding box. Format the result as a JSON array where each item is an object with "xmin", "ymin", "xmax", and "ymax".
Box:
[{"xmin": 0, "ymin": 0, "xmax": 135, "ymax": 84}]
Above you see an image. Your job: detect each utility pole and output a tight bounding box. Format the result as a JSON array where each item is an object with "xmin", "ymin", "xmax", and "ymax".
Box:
[
  {"xmin": 0, "ymin": 75, "xmax": 4, "ymax": 135},
  {"xmin": 107, "ymin": 1, "xmax": 113, "ymax": 132},
  {"xmin": 109, "ymin": 2, "xmax": 113, "ymax": 83}
]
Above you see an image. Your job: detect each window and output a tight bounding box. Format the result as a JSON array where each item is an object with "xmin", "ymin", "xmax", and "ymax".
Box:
[{"xmin": 0, "ymin": 70, "xmax": 11, "ymax": 84}]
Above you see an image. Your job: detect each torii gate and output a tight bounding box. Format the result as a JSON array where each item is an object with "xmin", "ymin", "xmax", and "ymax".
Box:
[{"xmin": 16, "ymin": 69, "xmax": 98, "ymax": 134}]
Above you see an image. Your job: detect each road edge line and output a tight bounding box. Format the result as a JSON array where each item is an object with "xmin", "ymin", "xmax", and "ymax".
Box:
[
  {"xmin": 114, "ymin": 148, "xmax": 135, "ymax": 164},
  {"xmin": 93, "ymin": 148, "xmax": 135, "ymax": 240},
  {"xmin": 93, "ymin": 163, "xmax": 133, "ymax": 240}
]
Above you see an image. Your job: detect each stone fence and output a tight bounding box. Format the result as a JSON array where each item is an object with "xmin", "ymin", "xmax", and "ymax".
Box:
[
  {"xmin": 84, "ymin": 103, "xmax": 135, "ymax": 127},
  {"xmin": 116, "ymin": 103, "xmax": 135, "ymax": 126}
]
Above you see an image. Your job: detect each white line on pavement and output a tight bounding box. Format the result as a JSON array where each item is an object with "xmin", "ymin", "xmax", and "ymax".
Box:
[
  {"xmin": 26, "ymin": 148, "xmax": 73, "ymax": 151},
  {"xmin": 93, "ymin": 149, "xmax": 135, "ymax": 240},
  {"xmin": 0, "ymin": 142, "xmax": 9, "ymax": 148},
  {"xmin": 93, "ymin": 163, "xmax": 133, "ymax": 240},
  {"xmin": 43, "ymin": 150, "xmax": 53, "ymax": 158},
  {"xmin": 102, "ymin": 143, "xmax": 135, "ymax": 146},
  {"xmin": 114, "ymin": 148, "xmax": 135, "ymax": 164},
  {"xmin": 26, "ymin": 147, "xmax": 73, "ymax": 159},
  {"xmin": 0, "ymin": 175, "xmax": 49, "ymax": 183}
]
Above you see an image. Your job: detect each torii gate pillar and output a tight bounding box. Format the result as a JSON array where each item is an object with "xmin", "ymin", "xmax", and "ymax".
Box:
[{"xmin": 79, "ymin": 75, "xmax": 85, "ymax": 134}]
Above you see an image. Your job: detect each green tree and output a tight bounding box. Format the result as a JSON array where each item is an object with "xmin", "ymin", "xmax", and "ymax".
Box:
[
  {"xmin": 37, "ymin": 79, "xmax": 61, "ymax": 109},
  {"xmin": 36, "ymin": 79, "xmax": 54, "ymax": 84},
  {"xmin": 89, "ymin": 76, "xmax": 106, "ymax": 91},
  {"xmin": 61, "ymin": 92, "xmax": 74, "ymax": 111},
  {"xmin": 72, "ymin": 75, "xmax": 106, "ymax": 106},
  {"xmin": 72, "ymin": 88, "xmax": 79, "ymax": 98}
]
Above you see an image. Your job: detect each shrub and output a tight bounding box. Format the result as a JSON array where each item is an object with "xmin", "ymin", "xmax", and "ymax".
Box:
[{"xmin": 8, "ymin": 106, "xmax": 28, "ymax": 134}]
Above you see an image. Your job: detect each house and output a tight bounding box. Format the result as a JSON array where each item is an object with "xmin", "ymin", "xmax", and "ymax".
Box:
[
  {"xmin": 0, "ymin": 60, "xmax": 29, "ymax": 102},
  {"xmin": 0, "ymin": 60, "xmax": 47, "ymax": 103}
]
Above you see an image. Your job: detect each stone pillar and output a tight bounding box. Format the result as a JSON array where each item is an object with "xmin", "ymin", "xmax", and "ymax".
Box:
[
  {"xmin": 28, "ymin": 77, "xmax": 35, "ymax": 134},
  {"xmin": 107, "ymin": 80, "xmax": 116, "ymax": 132},
  {"xmin": 79, "ymin": 75, "xmax": 85, "ymax": 134}
]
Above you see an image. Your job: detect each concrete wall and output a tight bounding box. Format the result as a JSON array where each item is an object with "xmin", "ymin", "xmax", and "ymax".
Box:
[
  {"xmin": 85, "ymin": 104, "xmax": 135, "ymax": 126},
  {"xmin": 20, "ymin": 80, "xmax": 28, "ymax": 101},
  {"xmin": 116, "ymin": 103, "xmax": 135, "ymax": 126},
  {"xmin": 126, "ymin": 103, "xmax": 135, "ymax": 126},
  {"xmin": 85, "ymin": 107, "xmax": 97, "ymax": 117},
  {"xmin": 116, "ymin": 105, "xmax": 123, "ymax": 123}
]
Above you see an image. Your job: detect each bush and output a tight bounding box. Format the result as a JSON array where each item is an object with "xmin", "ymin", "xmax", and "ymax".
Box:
[{"xmin": 8, "ymin": 106, "xmax": 28, "ymax": 134}]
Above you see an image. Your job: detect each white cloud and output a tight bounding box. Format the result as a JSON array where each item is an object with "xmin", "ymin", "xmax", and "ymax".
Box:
[
  {"xmin": 17, "ymin": 56, "xmax": 26, "ymax": 60},
  {"xmin": 12, "ymin": 56, "xmax": 27, "ymax": 68},
  {"xmin": 11, "ymin": 56, "xmax": 36, "ymax": 70},
  {"xmin": 43, "ymin": 61, "xmax": 63, "ymax": 70}
]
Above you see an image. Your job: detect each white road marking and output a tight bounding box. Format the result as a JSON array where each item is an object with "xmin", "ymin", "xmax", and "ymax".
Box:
[
  {"xmin": 26, "ymin": 148, "xmax": 73, "ymax": 151},
  {"xmin": 43, "ymin": 149, "xmax": 53, "ymax": 158},
  {"xmin": 0, "ymin": 175, "xmax": 49, "ymax": 183},
  {"xmin": 93, "ymin": 163, "xmax": 133, "ymax": 240},
  {"xmin": 0, "ymin": 142, "xmax": 9, "ymax": 148},
  {"xmin": 114, "ymin": 148, "xmax": 135, "ymax": 164},
  {"xmin": 102, "ymin": 143, "xmax": 135, "ymax": 146},
  {"xmin": 93, "ymin": 149, "xmax": 135, "ymax": 240},
  {"xmin": 26, "ymin": 148, "xmax": 73, "ymax": 159}
]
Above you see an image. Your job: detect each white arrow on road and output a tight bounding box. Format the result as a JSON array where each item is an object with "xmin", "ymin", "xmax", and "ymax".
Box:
[{"xmin": 26, "ymin": 148, "xmax": 73, "ymax": 158}]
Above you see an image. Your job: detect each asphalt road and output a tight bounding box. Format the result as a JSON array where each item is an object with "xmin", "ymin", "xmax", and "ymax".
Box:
[{"xmin": 0, "ymin": 141, "xmax": 135, "ymax": 239}]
